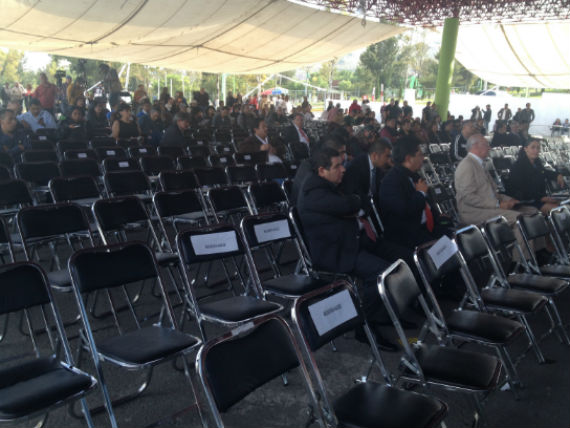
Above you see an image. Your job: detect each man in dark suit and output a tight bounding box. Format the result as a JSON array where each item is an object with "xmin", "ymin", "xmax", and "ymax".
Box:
[
  {"xmin": 160, "ymin": 112, "xmax": 190, "ymax": 147},
  {"xmin": 342, "ymin": 138, "xmax": 392, "ymax": 215},
  {"xmin": 379, "ymin": 135, "xmax": 451, "ymax": 249},
  {"xmin": 299, "ymin": 147, "xmax": 414, "ymax": 351},
  {"xmin": 283, "ymin": 112, "xmax": 310, "ymax": 146}
]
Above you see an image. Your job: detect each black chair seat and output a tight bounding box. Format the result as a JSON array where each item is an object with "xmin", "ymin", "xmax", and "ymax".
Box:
[
  {"xmin": 334, "ymin": 382, "xmax": 447, "ymax": 428},
  {"xmin": 0, "ymin": 357, "xmax": 93, "ymax": 419},
  {"xmin": 155, "ymin": 252, "xmax": 179, "ymax": 266},
  {"xmin": 539, "ymin": 264, "xmax": 570, "ymax": 278},
  {"xmin": 508, "ymin": 273, "xmax": 568, "ymax": 295},
  {"xmin": 73, "ymin": 197, "xmax": 100, "ymax": 207},
  {"xmin": 199, "ymin": 296, "xmax": 281, "ymax": 322},
  {"xmin": 446, "ymin": 309, "xmax": 523, "ymax": 344},
  {"xmin": 481, "ymin": 287, "xmax": 547, "ymax": 314},
  {"xmin": 98, "ymin": 326, "xmax": 199, "ymax": 366},
  {"xmin": 414, "ymin": 344, "xmax": 501, "ymax": 391},
  {"xmin": 47, "ymin": 269, "xmax": 72, "ymax": 288},
  {"xmin": 263, "ymin": 274, "xmax": 327, "ymax": 296}
]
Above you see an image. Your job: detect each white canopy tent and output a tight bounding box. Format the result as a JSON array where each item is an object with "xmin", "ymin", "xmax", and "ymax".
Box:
[
  {"xmin": 455, "ymin": 22, "xmax": 570, "ymax": 89},
  {"xmin": 0, "ymin": 0, "xmax": 404, "ymax": 74}
]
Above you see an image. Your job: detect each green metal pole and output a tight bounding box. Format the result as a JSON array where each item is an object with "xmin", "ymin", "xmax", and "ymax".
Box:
[{"xmin": 434, "ymin": 17, "xmax": 459, "ymax": 121}]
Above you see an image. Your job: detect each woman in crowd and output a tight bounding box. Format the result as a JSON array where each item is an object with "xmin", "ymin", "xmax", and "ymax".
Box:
[
  {"xmin": 58, "ymin": 106, "xmax": 88, "ymax": 141},
  {"xmin": 111, "ymin": 102, "xmax": 140, "ymax": 140},
  {"xmin": 398, "ymin": 118, "xmax": 412, "ymax": 138},
  {"xmin": 508, "ymin": 138, "xmax": 565, "ymax": 215},
  {"xmin": 427, "ymin": 121, "xmax": 442, "ymax": 145}
]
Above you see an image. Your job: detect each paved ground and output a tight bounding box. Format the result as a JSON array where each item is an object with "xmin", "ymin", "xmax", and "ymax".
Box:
[{"xmin": 3, "ymin": 245, "xmax": 570, "ymax": 428}]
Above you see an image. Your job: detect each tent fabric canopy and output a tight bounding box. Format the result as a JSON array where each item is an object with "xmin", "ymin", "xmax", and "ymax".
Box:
[
  {"xmin": 454, "ymin": 22, "xmax": 570, "ymax": 89},
  {"xmin": 0, "ymin": 0, "xmax": 404, "ymax": 74}
]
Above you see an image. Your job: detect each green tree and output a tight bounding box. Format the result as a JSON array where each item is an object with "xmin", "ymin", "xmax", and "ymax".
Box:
[
  {"xmin": 358, "ymin": 37, "xmax": 400, "ymax": 92},
  {"xmin": 0, "ymin": 50, "xmax": 25, "ymax": 84}
]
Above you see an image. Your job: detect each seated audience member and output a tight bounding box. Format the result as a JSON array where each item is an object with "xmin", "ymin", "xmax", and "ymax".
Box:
[
  {"xmin": 160, "ymin": 111, "xmax": 191, "ymax": 147},
  {"xmin": 508, "ymin": 138, "xmax": 565, "ymax": 215},
  {"xmin": 507, "ymin": 120, "xmax": 524, "ymax": 146},
  {"xmin": 212, "ymin": 106, "xmax": 232, "ymax": 129},
  {"xmin": 87, "ymin": 97, "xmax": 109, "ymax": 133},
  {"xmin": 379, "ymin": 116, "xmax": 398, "ymax": 144},
  {"xmin": 454, "ymin": 133, "xmax": 538, "ymax": 226},
  {"xmin": 438, "ymin": 120, "xmax": 453, "ymax": 144},
  {"xmin": 490, "ymin": 120, "xmax": 510, "ymax": 147},
  {"xmin": 378, "ymin": 136, "xmax": 452, "ymax": 248},
  {"xmin": 342, "ymin": 139, "xmax": 393, "ymax": 214},
  {"xmin": 111, "ymin": 102, "xmax": 140, "ymax": 140},
  {"xmin": 450, "ymin": 119, "xmax": 476, "ymax": 162},
  {"xmin": 137, "ymin": 99, "xmax": 153, "ymax": 134},
  {"xmin": 145, "ymin": 108, "xmax": 165, "ymax": 147},
  {"xmin": 283, "ymin": 112, "xmax": 310, "ymax": 147},
  {"xmin": 17, "ymin": 98, "xmax": 56, "ymax": 133},
  {"xmin": 0, "ymin": 109, "xmax": 29, "ymax": 159},
  {"xmin": 398, "ymin": 118, "xmax": 412, "ymax": 138},
  {"xmin": 298, "ymin": 147, "xmax": 414, "ymax": 351},
  {"xmin": 292, "ymin": 137, "xmax": 346, "ymax": 206},
  {"xmin": 58, "ymin": 106, "xmax": 88, "ymax": 142}
]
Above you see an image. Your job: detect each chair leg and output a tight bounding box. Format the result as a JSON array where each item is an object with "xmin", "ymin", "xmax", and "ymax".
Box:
[
  {"xmin": 495, "ymin": 347, "xmax": 522, "ymax": 400},
  {"xmin": 547, "ymin": 298, "xmax": 570, "ymax": 345},
  {"xmin": 517, "ymin": 314, "xmax": 546, "ymax": 364}
]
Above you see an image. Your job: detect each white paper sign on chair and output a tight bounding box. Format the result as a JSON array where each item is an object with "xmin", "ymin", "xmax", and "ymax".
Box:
[
  {"xmin": 308, "ymin": 289, "xmax": 358, "ymax": 336},
  {"xmin": 427, "ymin": 235, "xmax": 458, "ymax": 270},
  {"xmin": 190, "ymin": 231, "xmax": 239, "ymax": 256},
  {"xmin": 253, "ymin": 220, "xmax": 291, "ymax": 243}
]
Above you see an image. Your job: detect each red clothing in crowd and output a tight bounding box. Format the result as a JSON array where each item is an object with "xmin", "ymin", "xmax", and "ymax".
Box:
[{"xmin": 33, "ymin": 83, "xmax": 58, "ymax": 110}]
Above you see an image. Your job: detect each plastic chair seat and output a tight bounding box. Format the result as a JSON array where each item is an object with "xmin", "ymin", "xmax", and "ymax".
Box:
[
  {"xmin": 47, "ymin": 269, "xmax": 72, "ymax": 289},
  {"xmin": 199, "ymin": 296, "xmax": 281, "ymax": 322},
  {"xmin": 446, "ymin": 309, "xmax": 523, "ymax": 344},
  {"xmin": 481, "ymin": 287, "xmax": 546, "ymax": 313},
  {"xmin": 0, "ymin": 357, "xmax": 93, "ymax": 419},
  {"xmin": 538, "ymin": 264, "xmax": 570, "ymax": 277},
  {"xmin": 413, "ymin": 343, "xmax": 502, "ymax": 391},
  {"xmin": 263, "ymin": 274, "xmax": 327, "ymax": 296},
  {"xmin": 507, "ymin": 273, "xmax": 568, "ymax": 295},
  {"xmin": 98, "ymin": 326, "xmax": 199, "ymax": 366},
  {"xmin": 333, "ymin": 382, "xmax": 447, "ymax": 428}
]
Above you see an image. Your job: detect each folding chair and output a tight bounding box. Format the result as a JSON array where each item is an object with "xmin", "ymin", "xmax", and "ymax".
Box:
[
  {"xmin": 104, "ymin": 170, "xmax": 152, "ymax": 202},
  {"xmin": 178, "ymin": 155, "xmax": 209, "ymax": 170},
  {"xmin": 89, "ymin": 137, "xmax": 115, "ymax": 149},
  {"xmin": 102, "ymin": 158, "xmax": 140, "ymax": 173},
  {"xmin": 0, "ymin": 217, "xmax": 14, "ymax": 265},
  {"xmin": 21, "ymin": 149, "xmax": 58, "ymax": 163},
  {"xmin": 234, "ymin": 151, "xmax": 267, "ymax": 166},
  {"xmin": 187, "ymin": 145, "xmax": 211, "ymax": 159},
  {"xmin": 69, "ymin": 242, "xmax": 203, "ymax": 428},
  {"xmin": 0, "ymin": 165, "xmax": 10, "ymax": 181},
  {"xmin": 0, "ymin": 179, "xmax": 33, "ymax": 220},
  {"xmin": 139, "ymin": 155, "xmax": 175, "ymax": 177},
  {"xmin": 128, "ymin": 145, "xmax": 156, "ymax": 158},
  {"xmin": 195, "ymin": 167, "xmax": 229, "ymax": 188},
  {"xmin": 285, "ymin": 162, "xmax": 299, "ymax": 179},
  {"xmin": 196, "ymin": 314, "xmax": 325, "ymax": 428},
  {"xmin": 455, "ymin": 225, "xmax": 549, "ymax": 363},
  {"xmin": 63, "ymin": 149, "xmax": 98, "ymax": 161},
  {"xmin": 226, "ymin": 165, "xmax": 257, "ymax": 185},
  {"xmin": 29, "ymin": 140, "xmax": 54, "ymax": 151},
  {"xmin": 292, "ymin": 280, "xmax": 448, "ymax": 428},
  {"xmin": 213, "ymin": 144, "xmax": 234, "ymax": 155},
  {"xmin": 379, "ymin": 260, "xmax": 503, "ymax": 424},
  {"xmin": 17, "ymin": 202, "xmax": 95, "ymax": 292},
  {"xmin": 248, "ymin": 181, "xmax": 289, "ymax": 214},
  {"xmin": 176, "ymin": 223, "xmax": 283, "ymax": 340},
  {"xmin": 0, "ymin": 262, "xmax": 97, "ymax": 427},
  {"xmin": 209, "ymin": 154, "xmax": 236, "ymax": 168},
  {"xmin": 549, "ymin": 205, "xmax": 570, "ymax": 264},
  {"xmin": 414, "ymin": 241, "xmax": 526, "ymax": 392},
  {"xmin": 256, "ymin": 163, "xmax": 288, "ymax": 182},
  {"xmin": 207, "ymin": 185, "xmax": 252, "ymax": 224},
  {"xmin": 483, "ymin": 216, "xmax": 570, "ymax": 345},
  {"xmin": 57, "ymin": 140, "xmax": 88, "ymax": 158},
  {"xmin": 158, "ymin": 145, "xmax": 185, "ymax": 159},
  {"xmin": 49, "ymin": 175, "xmax": 101, "ymax": 207},
  {"xmin": 95, "ymin": 147, "xmax": 127, "ymax": 162},
  {"xmin": 59, "ymin": 159, "xmax": 101, "ymax": 179},
  {"xmin": 428, "ymin": 183, "xmax": 460, "ymax": 224},
  {"xmin": 159, "ymin": 170, "xmax": 199, "ymax": 191},
  {"xmin": 240, "ymin": 213, "xmax": 327, "ymax": 301},
  {"xmin": 0, "ymin": 152, "xmax": 13, "ymax": 169},
  {"xmin": 14, "ymin": 161, "xmax": 60, "ymax": 202}
]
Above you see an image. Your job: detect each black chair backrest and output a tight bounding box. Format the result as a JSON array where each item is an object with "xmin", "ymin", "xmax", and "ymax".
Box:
[
  {"xmin": 226, "ymin": 165, "xmax": 257, "ymax": 184},
  {"xmin": 57, "ymin": 140, "xmax": 88, "ymax": 155},
  {"xmin": 0, "ymin": 165, "xmax": 11, "ymax": 181},
  {"xmin": 63, "ymin": 149, "xmax": 97, "ymax": 161},
  {"xmin": 89, "ymin": 137, "xmax": 115, "ymax": 149},
  {"xmin": 214, "ymin": 145, "xmax": 234, "ymax": 155},
  {"xmin": 0, "ymin": 179, "xmax": 33, "ymax": 207},
  {"xmin": 209, "ymin": 154, "xmax": 236, "ymax": 167},
  {"xmin": 241, "ymin": 213, "xmax": 294, "ymax": 248},
  {"xmin": 15, "ymin": 161, "xmax": 60, "ymax": 186},
  {"xmin": 18, "ymin": 203, "xmax": 89, "ymax": 240},
  {"xmin": 285, "ymin": 162, "xmax": 299, "ymax": 179},
  {"xmin": 159, "ymin": 170, "xmax": 199, "ymax": 191},
  {"xmin": 70, "ymin": 242, "xmax": 158, "ymax": 293},
  {"xmin": 158, "ymin": 146, "xmax": 185, "ymax": 159},
  {"xmin": 154, "ymin": 190, "xmax": 203, "ymax": 218},
  {"xmin": 21, "ymin": 150, "xmax": 58, "ymax": 163},
  {"xmin": 49, "ymin": 176, "xmax": 100, "ymax": 202},
  {"xmin": 95, "ymin": 146, "xmax": 127, "ymax": 161},
  {"xmin": 234, "ymin": 151, "xmax": 267, "ymax": 166},
  {"xmin": 519, "ymin": 213, "xmax": 550, "ymax": 240},
  {"xmin": 294, "ymin": 282, "xmax": 363, "ymax": 351},
  {"xmin": 59, "ymin": 159, "xmax": 101, "ymax": 178},
  {"xmin": 187, "ymin": 145, "xmax": 211, "ymax": 158},
  {"xmin": 139, "ymin": 155, "xmax": 175, "ymax": 176},
  {"xmin": 177, "ymin": 223, "xmax": 245, "ymax": 264},
  {"xmin": 104, "ymin": 170, "xmax": 150, "ymax": 195},
  {"xmin": 201, "ymin": 318, "xmax": 300, "ymax": 412},
  {"xmin": 0, "ymin": 152, "xmax": 13, "ymax": 169},
  {"xmin": 102, "ymin": 157, "xmax": 140, "ymax": 173},
  {"xmin": 256, "ymin": 163, "xmax": 288, "ymax": 181},
  {"xmin": 382, "ymin": 260, "xmax": 422, "ymax": 319},
  {"xmin": 415, "ymin": 243, "xmax": 462, "ymax": 284},
  {"xmin": 209, "ymin": 186, "xmax": 248, "ymax": 212},
  {"xmin": 178, "ymin": 155, "xmax": 208, "ymax": 170},
  {"xmin": 29, "ymin": 140, "xmax": 54, "ymax": 151},
  {"xmin": 249, "ymin": 182, "xmax": 287, "ymax": 209},
  {"xmin": 551, "ymin": 206, "xmax": 570, "ymax": 235},
  {"xmin": 195, "ymin": 167, "xmax": 228, "ymax": 187},
  {"xmin": 289, "ymin": 142, "xmax": 309, "ymax": 160},
  {"xmin": 428, "ymin": 184, "xmax": 453, "ymax": 203},
  {"xmin": 116, "ymin": 138, "xmax": 139, "ymax": 149},
  {"xmin": 455, "ymin": 226, "xmax": 490, "ymax": 263},
  {"xmin": 93, "ymin": 197, "xmax": 148, "ymax": 232},
  {"xmin": 128, "ymin": 145, "xmax": 156, "ymax": 158},
  {"xmin": 0, "ymin": 262, "xmax": 50, "ymax": 314},
  {"xmin": 484, "ymin": 217, "xmax": 516, "ymax": 249}
]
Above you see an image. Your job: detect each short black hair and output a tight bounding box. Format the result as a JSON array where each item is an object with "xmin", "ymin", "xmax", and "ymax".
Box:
[
  {"xmin": 369, "ymin": 139, "xmax": 392, "ymax": 155},
  {"xmin": 319, "ymin": 137, "xmax": 344, "ymax": 151},
  {"xmin": 0, "ymin": 109, "xmax": 15, "ymax": 121},
  {"xmin": 252, "ymin": 117, "xmax": 265, "ymax": 130},
  {"xmin": 30, "ymin": 98, "xmax": 41, "ymax": 107},
  {"xmin": 392, "ymin": 135, "xmax": 421, "ymax": 164},
  {"xmin": 311, "ymin": 147, "xmax": 340, "ymax": 172},
  {"xmin": 174, "ymin": 111, "xmax": 191, "ymax": 122}
]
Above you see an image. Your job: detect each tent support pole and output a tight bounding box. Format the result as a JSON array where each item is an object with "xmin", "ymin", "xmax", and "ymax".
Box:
[{"xmin": 434, "ymin": 17, "xmax": 459, "ymax": 121}]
